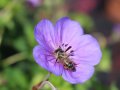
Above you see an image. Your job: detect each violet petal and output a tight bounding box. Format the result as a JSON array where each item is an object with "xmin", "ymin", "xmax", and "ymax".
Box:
[
  {"xmin": 34, "ymin": 19, "xmax": 56, "ymax": 50},
  {"xmin": 33, "ymin": 45, "xmax": 63, "ymax": 76},
  {"xmin": 62, "ymin": 62, "xmax": 95, "ymax": 84},
  {"xmin": 72, "ymin": 34, "xmax": 102, "ymax": 66},
  {"xmin": 54, "ymin": 17, "xmax": 84, "ymax": 46}
]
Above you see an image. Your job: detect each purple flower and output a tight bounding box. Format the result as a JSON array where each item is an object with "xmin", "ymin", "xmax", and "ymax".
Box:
[
  {"xmin": 33, "ymin": 17, "xmax": 102, "ymax": 84},
  {"xmin": 27, "ymin": 0, "xmax": 40, "ymax": 7}
]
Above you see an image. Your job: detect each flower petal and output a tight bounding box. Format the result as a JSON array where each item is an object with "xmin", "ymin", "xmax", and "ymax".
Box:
[
  {"xmin": 33, "ymin": 45, "xmax": 63, "ymax": 76},
  {"xmin": 54, "ymin": 17, "xmax": 84, "ymax": 46},
  {"xmin": 62, "ymin": 62, "xmax": 95, "ymax": 84},
  {"xmin": 72, "ymin": 34, "xmax": 102, "ymax": 66},
  {"xmin": 34, "ymin": 19, "xmax": 56, "ymax": 49}
]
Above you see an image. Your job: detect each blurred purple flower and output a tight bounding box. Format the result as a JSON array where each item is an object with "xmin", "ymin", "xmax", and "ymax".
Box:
[
  {"xmin": 27, "ymin": 0, "xmax": 40, "ymax": 7},
  {"xmin": 33, "ymin": 17, "xmax": 102, "ymax": 84},
  {"xmin": 113, "ymin": 24, "xmax": 120, "ymax": 34}
]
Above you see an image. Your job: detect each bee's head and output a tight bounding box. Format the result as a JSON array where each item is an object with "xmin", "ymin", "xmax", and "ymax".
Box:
[
  {"xmin": 54, "ymin": 47, "xmax": 64, "ymax": 57},
  {"xmin": 54, "ymin": 47, "xmax": 64, "ymax": 54}
]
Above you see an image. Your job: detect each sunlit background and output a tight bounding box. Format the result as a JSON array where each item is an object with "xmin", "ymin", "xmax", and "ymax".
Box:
[{"xmin": 0, "ymin": 0, "xmax": 120, "ymax": 90}]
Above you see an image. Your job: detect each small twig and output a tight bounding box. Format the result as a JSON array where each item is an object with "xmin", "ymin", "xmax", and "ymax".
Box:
[
  {"xmin": 38, "ymin": 81, "xmax": 56, "ymax": 90},
  {"xmin": 32, "ymin": 72, "xmax": 51, "ymax": 90},
  {"xmin": 43, "ymin": 72, "xmax": 51, "ymax": 81},
  {"xmin": 32, "ymin": 72, "xmax": 59, "ymax": 90}
]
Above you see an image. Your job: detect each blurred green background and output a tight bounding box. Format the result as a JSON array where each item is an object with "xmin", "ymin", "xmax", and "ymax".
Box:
[{"xmin": 0, "ymin": 0, "xmax": 120, "ymax": 90}]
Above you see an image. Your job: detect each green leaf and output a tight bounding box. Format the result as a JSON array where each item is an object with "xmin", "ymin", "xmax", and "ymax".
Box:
[
  {"xmin": 13, "ymin": 37, "xmax": 28, "ymax": 52},
  {"xmin": 4, "ymin": 67, "xmax": 28, "ymax": 90}
]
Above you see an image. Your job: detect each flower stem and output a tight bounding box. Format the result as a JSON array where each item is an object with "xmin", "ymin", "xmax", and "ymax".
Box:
[
  {"xmin": 43, "ymin": 72, "xmax": 51, "ymax": 81},
  {"xmin": 38, "ymin": 81, "xmax": 57, "ymax": 90},
  {"xmin": 32, "ymin": 72, "xmax": 59, "ymax": 90}
]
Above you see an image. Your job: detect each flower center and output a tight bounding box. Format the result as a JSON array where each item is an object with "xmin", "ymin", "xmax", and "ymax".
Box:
[{"xmin": 54, "ymin": 43, "xmax": 75, "ymax": 62}]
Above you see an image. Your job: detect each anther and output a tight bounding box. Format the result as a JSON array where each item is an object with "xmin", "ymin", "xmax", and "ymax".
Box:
[
  {"xmin": 70, "ymin": 54, "xmax": 74, "ymax": 56},
  {"xmin": 65, "ymin": 44, "xmax": 68, "ymax": 47},
  {"xmin": 70, "ymin": 50, "xmax": 74, "ymax": 53}
]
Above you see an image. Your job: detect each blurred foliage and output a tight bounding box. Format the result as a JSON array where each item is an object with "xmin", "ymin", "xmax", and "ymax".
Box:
[
  {"xmin": 69, "ymin": 13, "xmax": 94, "ymax": 33},
  {"xmin": 0, "ymin": 0, "xmax": 117, "ymax": 90},
  {"xmin": 97, "ymin": 48, "xmax": 111, "ymax": 72}
]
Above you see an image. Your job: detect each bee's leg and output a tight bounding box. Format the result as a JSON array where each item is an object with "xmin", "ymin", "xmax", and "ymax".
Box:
[
  {"xmin": 70, "ymin": 58, "xmax": 77, "ymax": 65},
  {"xmin": 55, "ymin": 58, "xmax": 59, "ymax": 65},
  {"xmin": 74, "ymin": 63, "xmax": 77, "ymax": 65},
  {"xmin": 67, "ymin": 68, "xmax": 70, "ymax": 71},
  {"xmin": 68, "ymin": 70, "xmax": 73, "ymax": 74},
  {"xmin": 54, "ymin": 58, "xmax": 58, "ymax": 66},
  {"xmin": 66, "ymin": 68, "xmax": 72, "ymax": 73},
  {"xmin": 56, "ymin": 57, "xmax": 59, "ymax": 62},
  {"xmin": 56, "ymin": 58, "xmax": 57, "ymax": 62},
  {"xmin": 73, "ymin": 62, "xmax": 77, "ymax": 66}
]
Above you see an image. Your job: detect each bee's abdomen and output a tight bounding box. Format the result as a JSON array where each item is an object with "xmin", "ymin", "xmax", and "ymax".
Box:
[{"xmin": 67, "ymin": 61, "xmax": 76, "ymax": 71}]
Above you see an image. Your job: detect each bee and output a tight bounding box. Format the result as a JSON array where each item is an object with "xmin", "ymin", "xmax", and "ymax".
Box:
[{"xmin": 54, "ymin": 45, "xmax": 76, "ymax": 71}]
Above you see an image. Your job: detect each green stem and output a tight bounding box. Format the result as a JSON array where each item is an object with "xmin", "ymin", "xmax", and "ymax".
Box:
[
  {"xmin": 2, "ymin": 52, "xmax": 27, "ymax": 67},
  {"xmin": 32, "ymin": 72, "xmax": 59, "ymax": 90}
]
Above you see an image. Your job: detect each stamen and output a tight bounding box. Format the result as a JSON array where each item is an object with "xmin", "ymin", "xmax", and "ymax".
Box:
[
  {"xmin": 65, "ymin": 44, "xmax": 68, "ymax": 47},
  {"xmin": 70, "ymin": 54, "xmax": 74, "ymax": 56},
  {"xmin": 62, "ymin": 43, "xmax": 64, "ymax": 46},
  {"xmin": 65, "ymin": 46, "xmax": 72, "ymax": 52},
  {"xmin": 68, "ymin": 53, "xmax": 74, "ymax": 56},
  {"xmin": 70, "ymin": 50, "xmax": 74, "ymax": 53}
]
